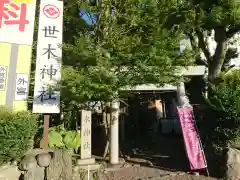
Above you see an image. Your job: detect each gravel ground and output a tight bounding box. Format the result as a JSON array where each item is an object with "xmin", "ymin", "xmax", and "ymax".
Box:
[
  {"xmin": 99, "ymin": 166, "xmax": 219, "ymax": 180},
  {"xmin": 100, "ymin": 166, "xmax": 169, "ymax": 180},
  {"xmin": 159, "ymin": 174, "xmax": 218, "ymax": 180},
  {"xmin": 97, "ymin": 133, "xmax": 221, "ymax": 180}
]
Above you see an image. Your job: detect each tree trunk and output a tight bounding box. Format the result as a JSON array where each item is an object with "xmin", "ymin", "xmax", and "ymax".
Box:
[
  {"xmin": 102, "ymin": 107, "xmax": 110, "ymax": 158},
  {"xmin": 208, "ymin": 28, "xmax": 227, "ymax": 83},
  {"xmin": 208, "ymin": 55, "xmax": 226, "ymax": 83},
  {"xmin": 103, "ymin": 140, "xmax": 109, "ymax": 158}
]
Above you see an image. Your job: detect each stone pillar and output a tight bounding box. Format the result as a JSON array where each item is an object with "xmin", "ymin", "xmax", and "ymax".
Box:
[
  {"xmin": 77, "ymin": 110, "xmax": 95, "ymax": 165},
  {"xmin": 175, "ymin": 82, "xmax": 190, "ymax": 134},
  {"xmin": 177, "ymin": 82, "xmax": 190, "ymax": 106},
  {"xmin": 110, "ymin": 100, "xmax": 120, "ymax": 165}
]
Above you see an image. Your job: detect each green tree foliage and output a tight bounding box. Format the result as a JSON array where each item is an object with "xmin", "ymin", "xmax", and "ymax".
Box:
[
  {"xmin": 202, "ymin": 70, "xmax": 240, "ymax": 149},
  {"xmin": 165, "ymin": 0, "xmax": 240, "ymax": 83},
  {"xmin": 61, "ymin": 0, "xmax": 194, "ymax": 108}
]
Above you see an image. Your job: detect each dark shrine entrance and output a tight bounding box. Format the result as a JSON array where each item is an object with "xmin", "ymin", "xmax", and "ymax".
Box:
[
  {"xmin": 91, "ymin": 78, "xmax": 206, "ymax": 172},
  {"xmin": 122, "ymin": 91, "xmax": 190, "ymax": 172}
]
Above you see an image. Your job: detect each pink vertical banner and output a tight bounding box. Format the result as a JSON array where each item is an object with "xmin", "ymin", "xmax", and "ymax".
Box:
[{"xmin": 177, "ymin": 106, "xmax": 207, "ymax": 170}]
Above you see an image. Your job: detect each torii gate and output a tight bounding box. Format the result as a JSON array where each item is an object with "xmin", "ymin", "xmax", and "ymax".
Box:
[{"xmin": 109, "ymin": 65, "xmax": 207, "ymax": 165}]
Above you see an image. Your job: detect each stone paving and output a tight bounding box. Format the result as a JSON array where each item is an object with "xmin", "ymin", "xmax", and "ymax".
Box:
[
  {"xmin": 100, "ymin": 166, "xmax": 169, "ymax": 180},
  {"xmin": 97, "ymin": 134, "xmax": 221, "ymax": 180},
  {"xmin": 99, "ymin": 166, "xmax": 219, "ymax": 180}
]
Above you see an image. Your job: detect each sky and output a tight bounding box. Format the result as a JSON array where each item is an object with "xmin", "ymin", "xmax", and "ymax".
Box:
[{"xmin": 79, "ymin": 7, "xmax": 97, "ymax": 25}]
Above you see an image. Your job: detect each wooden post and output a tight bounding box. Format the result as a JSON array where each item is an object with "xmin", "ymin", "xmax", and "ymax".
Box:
[{"xmin": 41, "ymin": 114, "xmax": 50, "ymax": 149}]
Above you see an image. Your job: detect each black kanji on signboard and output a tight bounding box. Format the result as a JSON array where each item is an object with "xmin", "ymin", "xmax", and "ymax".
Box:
[
  {"xmin": 17, "ymin": 77, "xmax": 27, "ymax": 85},
  {"xmin": 42, "ymin": 44, "xmax": 57, "ymax": 59},
  {"xmin": 40, "ymin": 64, "xmax": 57, "ymax": 80},
  {"xmin": 42, "ymin": 26, "xmax": 59, "ymax": 38},
  {"xmin": 37, "ymin": 87, "xmax": 56, "ymax": 102}
]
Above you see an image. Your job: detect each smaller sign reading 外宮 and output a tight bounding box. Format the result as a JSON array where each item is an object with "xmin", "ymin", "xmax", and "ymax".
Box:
[{"xmin": 14, "ymin": 73, "xmax": 29, "ymax": 100}]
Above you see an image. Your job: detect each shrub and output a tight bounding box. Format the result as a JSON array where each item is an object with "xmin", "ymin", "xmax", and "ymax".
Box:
[
  {"xmin": 48, "ymin": 124, "xmax": 81, "ymax": 153},
  {"xmin": 203, "ymin": 70, "xmax": 240, "ymax": 149},
  {"xmin": 0, "ymin": 107, "xmax": 38, "ymax": 165}
]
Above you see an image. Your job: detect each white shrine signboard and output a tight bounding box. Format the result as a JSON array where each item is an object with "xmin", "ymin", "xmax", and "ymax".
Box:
[
  {"xmin": 33, "ymin": 0, "xmax": 63, "ymax": 113},
  {"xmin": 80, "ymin": 110, "xmax": 92, "ymax": 159}
]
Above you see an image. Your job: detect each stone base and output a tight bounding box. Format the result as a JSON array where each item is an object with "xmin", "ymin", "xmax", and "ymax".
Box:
[
  {"xmin": 73, "ymin": 164, "xmax": 101, "ymax": 180},
  {"xmin": 0, "ymin": 165, "xmax": 21, "ymax": 180},
  {"xmin": 76, "ymin": 158, "xmax": 95, "ymax": 166},
  {"xmin": 107, "ymin": 163, "xmax": 122, "ymax": 169},
  {"xmin": 77, "ymin": 163, "xmax": 101, "ymax": 171},
  {"xmin": 105, "ymin": 158, "xmax": 126, "ymax": 171}
]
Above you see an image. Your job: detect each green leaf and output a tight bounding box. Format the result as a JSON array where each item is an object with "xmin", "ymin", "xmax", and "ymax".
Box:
[
  {"xmin": 63, "ymin": 131, "xmax": 80, "ymax": 150},
  {"xmin": 74, "ymin": 133, "xmax": 81, "ymax": 153},
  {"xmin": 48, "ymin": 130, "xmax": 64, "ymax": 148}
]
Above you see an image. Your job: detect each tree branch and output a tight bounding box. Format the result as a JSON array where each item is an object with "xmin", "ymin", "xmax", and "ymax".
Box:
[
  {"xmin": 196, "ymin": 29, "xmax": 212, "ymax": 63},
  {"xmin": 185, "ymin": 32, "xmax": 197, "ymax": 51},
  {"xmin": 212, "ymin": 41, "xmax": 225, "ymax": 64},
  {"xmin": 194, "ymin": 5, "xmax": 212, "ymax": 64},
  {"xmin": 227, "ymin": 24, "xmax": 240, "ymax": 38},
  {"xmin": 196, "ymin": 56, "xmax": 208, "ymax": 66},
  {"xmin": 185, "ymin": 32, "xmax": 208, "ymax": 66}
]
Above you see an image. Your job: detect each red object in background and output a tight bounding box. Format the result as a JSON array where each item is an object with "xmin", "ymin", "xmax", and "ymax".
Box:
[
  {"xmin": 43, "ymin": 4, "xmax": 60, "ymax": 19},
  {"xmin": 0, "ymin": 0, "xmax": 29, "ymax": 32}
]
